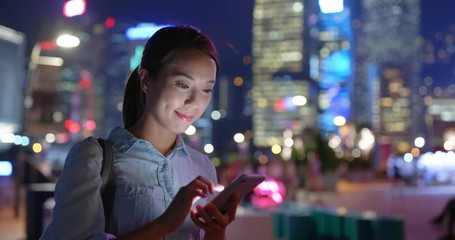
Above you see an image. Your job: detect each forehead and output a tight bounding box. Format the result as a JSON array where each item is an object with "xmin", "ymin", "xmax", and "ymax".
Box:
[
  {"xmin": 159, "ymin": 49, "xmax": 217, "ymax": 80},
  {"xmin": 168, "ymin": 48, "xmax": 213, "ymax": 64}
]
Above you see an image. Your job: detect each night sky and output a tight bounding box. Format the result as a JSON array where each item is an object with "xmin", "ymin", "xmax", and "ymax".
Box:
[
  {"xmin": 0, "ymin": 0, "xmax": 255, "ymax": 57},
  {"xmin": 1, "ymin": 0, "xmax": 454, "ymax": 86}
]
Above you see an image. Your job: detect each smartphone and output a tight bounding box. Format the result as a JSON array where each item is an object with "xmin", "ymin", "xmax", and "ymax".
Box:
[{"xmin": 210, "ymin": 173, "xmax": 266, "ymax": 214}]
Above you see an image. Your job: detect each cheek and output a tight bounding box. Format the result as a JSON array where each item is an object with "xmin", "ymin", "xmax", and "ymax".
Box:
[
  {"xmin": 146, "ymin": 92, "xmax": 176, "ymax": 114},
  {"xmin": 200, "ymin": 95, "xmax": 212, "ymax": 107},
  {"xmin": 158, "ymin": 89, "xmax": 181, "ymax": 104}
]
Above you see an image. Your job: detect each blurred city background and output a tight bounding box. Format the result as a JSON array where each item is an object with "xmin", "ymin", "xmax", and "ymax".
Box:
[{"xmin": 0, "ymin": 0, "xmax": 455, "ymax": 239}]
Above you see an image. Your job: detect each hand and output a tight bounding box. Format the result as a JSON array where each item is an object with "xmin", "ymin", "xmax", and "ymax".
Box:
[
  {"xmin": 190, "ymin": 193, "xmax": 240, "ymax": 240},
  {"xmin": 120, "ymin": 176, "xmax": 213, "ymax": 240},
  {"xmin": 158, "ymin": 175, "xmax": 214, "ymax": 233}
]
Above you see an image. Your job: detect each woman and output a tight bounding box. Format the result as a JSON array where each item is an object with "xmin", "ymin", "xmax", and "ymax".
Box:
[{"xmin": 41, "ymin": 25, "xmax": 239, "ymax": 240}]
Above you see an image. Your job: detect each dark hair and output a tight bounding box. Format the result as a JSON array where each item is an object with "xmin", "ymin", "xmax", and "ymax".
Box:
[{"xmin": 122, "ymin": 25, "xmax": 220, "ymax": 129}]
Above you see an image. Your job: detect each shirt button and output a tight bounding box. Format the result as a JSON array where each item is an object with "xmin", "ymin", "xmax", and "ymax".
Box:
[{"xmin": 169, "ymin": 198, "xmax": 173, "ymax": 202}]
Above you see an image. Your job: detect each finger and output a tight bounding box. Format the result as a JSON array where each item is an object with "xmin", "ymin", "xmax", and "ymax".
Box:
[
  {"xmin": 231, "ymin": 192, "xmax": 241, "ymax": 205},
  {"xmin": 196, "ymin": 204, "xmax": 216, "ymax": 225},
  {"xmin": 225, "ymin": 193, "xmax": 240, "ymax": 222},
  {"xmin": 189, "ymin": 177, "xmax": 212, "ymax": 196},
  {"xmin": 195, "ymin": 175, "xmax": 214, "ymax": 194},
  {"xmin": 190, "ymin": 209, "xmax": 206, "ymax": 228},
  {"xmin": 186, "ymin": 181, "xmax": 209, "ymax": 198},
  {"xmin": 204, "ymin": 202, "xmax": 229, "ymax": 227}
]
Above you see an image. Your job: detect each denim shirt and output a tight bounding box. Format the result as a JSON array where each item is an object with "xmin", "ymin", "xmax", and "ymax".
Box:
[{"xmin": 41, "ymin": 127, "xmax": 218, "ymax": 240}]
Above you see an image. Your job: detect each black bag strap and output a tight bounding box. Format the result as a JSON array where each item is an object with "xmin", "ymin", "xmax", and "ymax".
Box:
[{"xmin": 97, "ymin": 138, "xmax": 116, "ymax": 233}]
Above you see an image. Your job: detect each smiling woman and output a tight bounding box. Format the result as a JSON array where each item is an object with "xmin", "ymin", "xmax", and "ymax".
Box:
[{"xmin": 40, "ymin": 25, "xmax": 241, "ymax": 240}]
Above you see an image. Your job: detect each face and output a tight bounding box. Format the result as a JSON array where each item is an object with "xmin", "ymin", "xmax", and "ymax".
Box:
[{"xmin": 142, "ymin": 49, "xmax": 217, "ymax": 134}]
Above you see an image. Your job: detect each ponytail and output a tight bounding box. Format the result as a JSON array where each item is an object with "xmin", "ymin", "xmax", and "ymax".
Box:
[{"xmin": 122, "ymin": 66, "xmax": 146, "ymax": 129}]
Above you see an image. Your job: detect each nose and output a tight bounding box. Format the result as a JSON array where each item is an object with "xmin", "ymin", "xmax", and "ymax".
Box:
[{"xmin": 184, "ymin": 91, "xmax": 199, "ymax": 108}]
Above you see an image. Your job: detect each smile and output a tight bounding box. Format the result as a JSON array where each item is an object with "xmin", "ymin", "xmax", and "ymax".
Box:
[{"xmin": 175, "ymin": 111, "xmax": 194, "ymax": 122}]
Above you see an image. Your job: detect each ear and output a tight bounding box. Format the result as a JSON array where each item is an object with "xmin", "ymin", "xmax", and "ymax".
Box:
[{"xmin": 138, "ymin": 68, "xmax": 150, "ymax": 93}]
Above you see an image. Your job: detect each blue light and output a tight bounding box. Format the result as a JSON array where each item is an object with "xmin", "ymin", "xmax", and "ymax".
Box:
[
  {"xmin": 284, "ymin": 97, "xmax": 297, "ymax": 111},
  {"xmin": 126, "ymin": 23, "xmax": 173, "ymax": 40},
  {"xmin": 318, "ymin": 84, "xmax": 350, "ymax": 132},
  {"xmin": 0, "ymin": 161, "xmax": 12, "ymax": 176},
  {"xmin": 318, "ymin": 113, "xmax": 338, "ymax": 132},
  {"xmin": 21, "ymin": 136, "xmax": 30, "ymax": 146},
  {"xmin": 322, "ymin": 50, "xmax": 351, "ymax": 78},
  {"xmin": 310, "ymin": 55, "xmax": 320, "ymax": 79}
]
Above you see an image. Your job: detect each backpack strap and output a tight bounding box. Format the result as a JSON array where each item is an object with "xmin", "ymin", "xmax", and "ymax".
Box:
[{"xmin": 97, "ymin": 138, "xmax": 116, "ymax": 233}]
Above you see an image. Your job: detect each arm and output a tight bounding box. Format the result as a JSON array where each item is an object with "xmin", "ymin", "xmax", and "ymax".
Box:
[{"xmin": 41, "ymin": 137, "xmax": 108, "ymax": 240}]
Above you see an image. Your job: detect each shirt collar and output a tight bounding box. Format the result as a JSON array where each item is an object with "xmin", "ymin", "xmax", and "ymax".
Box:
[{"xmin": 107, "ymin": 126, "xmax": 188, "ymax": 155}]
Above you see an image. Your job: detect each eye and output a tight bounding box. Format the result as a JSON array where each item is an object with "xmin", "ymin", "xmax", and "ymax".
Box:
[
  {"xmin": 176, "ymin": 83, "xmax": 189, "ymax": 89},
  {"xmin": 202, "ymin": 88, "xmax": 213, "ymax": 94}
]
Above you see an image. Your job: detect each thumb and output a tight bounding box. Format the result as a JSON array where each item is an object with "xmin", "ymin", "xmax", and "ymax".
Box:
[{"xmin": 226, "ymin": 192, "xmax": 240, "ymax": 220}]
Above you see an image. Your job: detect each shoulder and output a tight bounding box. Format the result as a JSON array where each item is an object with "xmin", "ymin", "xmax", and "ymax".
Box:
[
  {"xmin": 67, "ymin": 135, "xmax": 98, "ymax": 148},
  {"xmin": 64, "ymin": 136, "xmax": 103, "ymax": 169},
  {"xmin": 55, "ymin": 136, "xmax": 105, "ymax": 190}
]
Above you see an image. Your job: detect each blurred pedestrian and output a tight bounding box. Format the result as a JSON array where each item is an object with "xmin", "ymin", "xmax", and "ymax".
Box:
[
  {"xmin": 41, "ymin": 25, "xmax": 239, "ymax": 240},
  {"xmin": 432, "ymin": 197, "xmax": 455, "ymax": 240},
  {"xmin": 393, "ymin": 164, "xmax": 404, "ymax": 185}
]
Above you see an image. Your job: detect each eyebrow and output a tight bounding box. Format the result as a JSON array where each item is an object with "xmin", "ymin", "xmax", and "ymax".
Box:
[{"xmin": 173, "ymin": 70, "xmax": 216, "ymax": 84}]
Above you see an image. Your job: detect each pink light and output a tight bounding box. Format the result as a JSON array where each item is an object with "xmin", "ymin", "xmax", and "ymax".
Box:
[
  {"xmin": 56, "ymin": 133, "xmax": 69, "ymax": 143},
  {"xmin": 251, "ymin": 178, "xmax": 286, "ymax": 209},
  {"xmin": 271, "ymin": 192, "xmax": 283, "ymax": 203},
  {"xmin": 84, "ymin": 120, "xmax": 96, "ymax": 131},
  {"xmin": 79, "ymin": 78, "xmax": 91, "ymax": 88},
  {"xmin": 104, "ymin": 17, "xmax": 116, "ymax": 28},
  {"xmin": 64, "ymin": 119, "xmax": 82, "ymax": 132}
]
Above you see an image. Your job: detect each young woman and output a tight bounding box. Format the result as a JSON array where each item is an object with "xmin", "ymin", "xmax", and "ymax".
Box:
[{"xmin": 41, "ymin": 25, "xmax": 240, "ymax": 240}]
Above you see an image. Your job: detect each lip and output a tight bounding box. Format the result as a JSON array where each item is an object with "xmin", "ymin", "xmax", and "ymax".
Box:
[{"xmin": 175, "ymin": 111, "xmax": 194, "ymax": 122}]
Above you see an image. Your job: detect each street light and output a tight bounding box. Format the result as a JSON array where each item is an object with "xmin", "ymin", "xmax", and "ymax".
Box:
[
  {"xmin": 56, "ymin": 34, "xmax": 80, "ymax": 48},
  {"xmin": 414, "ymin": 137, "xmax": 425, "ymax": 148}
]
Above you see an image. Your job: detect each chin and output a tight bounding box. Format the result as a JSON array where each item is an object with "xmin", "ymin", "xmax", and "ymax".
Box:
[{"xmin": 176, "ymin": 125, "xmax": 192, "ymax": 134}]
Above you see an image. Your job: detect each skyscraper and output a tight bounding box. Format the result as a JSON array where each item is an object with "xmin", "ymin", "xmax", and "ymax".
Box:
[
  {"xmin": 0, "ymin": 25, "xmax": 25, "ymax": 152},
  {"xmin": 252, "ymin": 0, "xmax": 317, "ymax": 147},
  {"xmin": 309, "ymin": 0, "xmax": 355, "ymax": 133},
  {"xmin": 355, "ymin": 0, "xmax": 422, "ymax": 155}
]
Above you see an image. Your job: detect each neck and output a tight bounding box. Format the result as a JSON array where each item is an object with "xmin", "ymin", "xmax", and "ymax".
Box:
[{"xmin": 128, "ymin": 118, "xmax": 177, "ymax": 156}]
